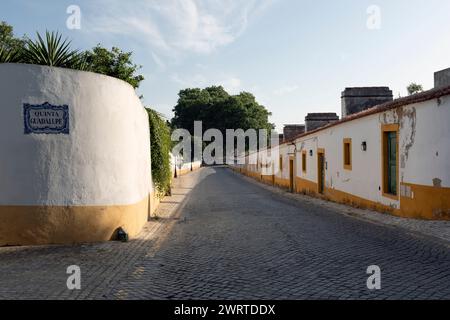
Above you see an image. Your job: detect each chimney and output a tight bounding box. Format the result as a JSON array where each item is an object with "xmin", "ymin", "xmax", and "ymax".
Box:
[
  {"xmin": 305, "ymin": 113, "xmax": 339, "ymax": 132},
  {"xmin": 283, "ymin": 124, "xmax": 305, "ymax": 141},
  {"xmin": 434, "ymin": 67, "xmax": 450, "ymax": 89},
  {"xmin": 341, "ymin": 87, "xmax": 393, "ymax": 118}
]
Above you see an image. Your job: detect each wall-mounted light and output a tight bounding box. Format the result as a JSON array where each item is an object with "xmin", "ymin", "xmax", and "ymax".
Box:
[
  {"xmin": 361, "ymin": 141, "xmax": 367, "ymax": 152},
  {"xmin": 309, "ymin": 150, "xmax": 313, "ymax": 156}
]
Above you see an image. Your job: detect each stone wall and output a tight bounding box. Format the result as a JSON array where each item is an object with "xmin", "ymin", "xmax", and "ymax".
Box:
[
  {"xmin": 283, "ymin": 124, "xmax": 305, "ymax": 141},
  {"xmin": 341, "ymin": 87, "xmax": 393, "ymax": 117},
  {"xmin": 305, "ymin": 113, "xmax": 339, "ymax": 132},
  {"xmin": 434, "ymin": 68, "xmax": 450, "ymax": 89}
]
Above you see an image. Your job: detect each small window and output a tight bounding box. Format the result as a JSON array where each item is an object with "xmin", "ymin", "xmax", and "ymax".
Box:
[
  {"xmin": 343, "ymin": 138, "xmax": 352, "ymax": 170},
  {"xmin": 279, "ymin": 156, "xmax": 283, "ymax": 171},
  {"xmin": 302, "ymin": 151, "xmax": 307, "ymax": 173}
]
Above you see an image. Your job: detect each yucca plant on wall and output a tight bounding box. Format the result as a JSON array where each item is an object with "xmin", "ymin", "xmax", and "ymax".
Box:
[
  {"xmin": 21, "ymin": 31, "xmax": 88, "ymax": 70},
  {"xmin": 0, "ymin": 46, "xmax": 21, "ymax": 63}
]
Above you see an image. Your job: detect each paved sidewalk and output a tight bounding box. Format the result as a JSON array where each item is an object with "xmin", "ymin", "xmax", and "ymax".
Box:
[
  {"xmin": 0, "ymin": 169, "xmax": 203, "ymax": 300},
  {"xmin": 231, "ymin": 168, "xmax": 450, "ymax": 245},
  {"xmin": 0, "ymin": 167, "xmax": 448, "ymax": 300}
]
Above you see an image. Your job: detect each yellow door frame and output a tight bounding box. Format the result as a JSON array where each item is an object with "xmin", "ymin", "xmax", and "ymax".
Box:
[{"xmin": 381, "ymin": 124, "xmax": 399, "ymax": 200}]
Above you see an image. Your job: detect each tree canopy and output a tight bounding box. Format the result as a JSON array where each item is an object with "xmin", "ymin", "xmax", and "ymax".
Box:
[
  {"xmin": 0, "ymin": 21, "xmax": 24, "ymax": 52},
  {"xmin": 0, "ymin": 21, "xmax": 144, "ymax": 89},
  {"xmin": 84, "ymin": 45, "xmax": 144, "ymax": 89},
  {"xmin": 0, "ymin": 21, "xmax": 25, "ymax": 63},
  {"xmin": 407, "ymin": 83, "xmax": 424, "ymax": 95},
  {"xmin": 171, "ymin": 86, "xmax": 274, "ymax": 135}
]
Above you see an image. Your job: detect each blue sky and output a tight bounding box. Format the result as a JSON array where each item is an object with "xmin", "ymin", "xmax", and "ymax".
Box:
[{"xmin": 2, "ymin": 0, "xmax": 450, "ymax": 131}]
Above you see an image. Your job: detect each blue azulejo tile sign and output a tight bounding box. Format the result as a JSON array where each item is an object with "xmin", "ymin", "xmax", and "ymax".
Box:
[{"xmin": 23, "ymin": 102, "xmax": 69, "ymax": 134}]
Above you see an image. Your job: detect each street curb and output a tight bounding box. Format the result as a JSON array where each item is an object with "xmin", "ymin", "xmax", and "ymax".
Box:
[{"xmin": 228, "ymin": 168, "xmax": 450, "ymax": 247}]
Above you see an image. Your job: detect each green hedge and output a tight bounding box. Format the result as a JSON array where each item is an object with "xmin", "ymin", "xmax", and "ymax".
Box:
[{"xmin": 146, "ymin": 108, "xmax": 172, "ymax": 197}]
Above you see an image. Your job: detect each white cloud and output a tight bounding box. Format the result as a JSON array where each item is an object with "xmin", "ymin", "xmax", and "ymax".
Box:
[
  {"xmin": 224, "ymin": 77, "xmax": 242, "ymax": 93},
  {"xmin": 274, "ymin": 85, "xmax": 300, "ymax": 95},
  {"xmin": 85, "ymin": 0, "xmax": 274, "ymax": 56},
  {"xmin": 151, "ymin": 52, "xmax": 166, "ymax": 70},
  {"xmin": 170, "ymin": 73, "xmax": 207, "ymax": 87},
  {"xmin": 170, "ymin": 73, "xmax": 241, "ymax": 93}
]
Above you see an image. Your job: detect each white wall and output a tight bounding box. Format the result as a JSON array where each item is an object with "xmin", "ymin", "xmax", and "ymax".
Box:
[
  {"xmin": 0, "ymin": 63, "xmax": 151, "ymax": 206},
  {"xmin": 237, "ymin": 92, "xmax": 450, "ymax": 212},
  {"xmin": 298, "ymin": 113, "xmax": 391, "ymax": 206},
  {"xmin": 292, "ymin": 95, "xmax": 450, "ymax": 208},
  {"xmin": 400, "ymin": 98, "xmax": 450, "ymax": 187},
  {"xmin": 276, "ymin": 144, "xmax": 289, "ymax": 180}
]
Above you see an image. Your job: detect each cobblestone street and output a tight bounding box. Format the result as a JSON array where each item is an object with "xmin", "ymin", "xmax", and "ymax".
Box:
[{"xmin": 0, "ymin": 167, "xmax": 449, "ymax": 300}]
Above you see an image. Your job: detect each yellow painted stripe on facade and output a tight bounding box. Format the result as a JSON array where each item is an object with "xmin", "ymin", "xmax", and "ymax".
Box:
[
  {"xmin": 295, "ymin": 176, "xmax": 450, "ymax": 221},
  {"xmin": 176, "ymin": 164, "xmax": 202, "ymax": 177},
  {"xmin": 261, "ymin": 175, "xmax": 274, "ymax": 185},
  {"xmin": 238, "ymin": 168, "xmax": 450, "ymax": 221},
  {"xmin": 399, "ymin": 183, "xmax": 450, "ymax": 220},
  {"xmin": 295, "ymin": 175, "xmax": 401, "ymax": 216},
  {"xmin": 274, "ymin": 177, "xmax": 290, "ymax": 189},
  {"xmin": 295, "ymin": 177, "xmax": 319, "ymax": 195},
  {"xmin": 177, "ymin": 168, "xmax": 191, "ymax": 176},
  {"xmin": 0, "ymin": 195, "xmax": 152, "ymax": 246},
  {"xmin": 323, "ymin": 187, "xmax": 398, "ymax": 215},
  {"xmin": 149, "ymin": 192, "xmax": 161, "ymax": 217}
]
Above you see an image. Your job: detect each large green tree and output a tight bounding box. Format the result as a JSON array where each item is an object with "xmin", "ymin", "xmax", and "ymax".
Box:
[
  {"xmin": 0, "ymin": 21, "xmax": 25, "ymax": 63},
  {"xmin": 0, "ymin": 21, "xmax": 24, "ymax": 51},
  {"xmin": 84, "ymin": 45, "xmax": 144, "ymax": 89},
  {"xmin": 171, "ymin": 86, "xmax": 273, "ymax": 135}
]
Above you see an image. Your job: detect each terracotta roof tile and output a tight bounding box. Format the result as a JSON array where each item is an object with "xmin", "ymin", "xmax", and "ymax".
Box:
[{"xmin": 283, "ymin": 85, "xmax": 450, "ymax": 145}]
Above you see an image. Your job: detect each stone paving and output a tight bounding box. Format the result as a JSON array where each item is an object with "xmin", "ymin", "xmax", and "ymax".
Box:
[
  {"xmin": 0, "ymin": 170, "xmax": 199, "ymax": 300},
  {"xmin": 0, "ymin": 167, "xmax": 449, "ymax": 300},
  {"xmin": 234, "ymin": 169, "xmax": 450, "ymax": 244}
]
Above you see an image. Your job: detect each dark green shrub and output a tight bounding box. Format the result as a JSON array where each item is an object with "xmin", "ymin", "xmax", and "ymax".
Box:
[
  {"xmin": 147, "ymin": 108, "xmax": 172, "ymax": 196},
  {"xmin": 0, "ymin": 46, "xmax": 21, "ymax": 63},
  {"xmin": 84, "ymin": 45, "xmax": 144, "ymax": 89}
]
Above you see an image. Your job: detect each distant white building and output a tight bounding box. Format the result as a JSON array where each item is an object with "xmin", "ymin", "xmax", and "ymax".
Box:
[{"xmin": 233, "ymin": 69, "xmax": 450, "ymax": 220}]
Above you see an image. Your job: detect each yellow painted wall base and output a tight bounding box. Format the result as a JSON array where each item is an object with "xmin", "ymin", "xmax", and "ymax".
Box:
[
  {"xmin": 0, "ymin": 196, "xmax": 150, "ymax": 246},
  {"xmin": 176, "ymin": 168, "xmax": 189, "ymax": 177},
  {"xmin": 295, "ymin": 177, "xmax": 319, "ymax": 195},
  {"xmin": 324, "ymin": 187, "xmax": 397, "ymax": 216},
  {"xmin": 294, "ymin": 177, "xmax": 450, "ymax": 221},
  {"xmin": 261, "ymin": 175, "xmax": 274, "ymax": 185},
  {"xmin": 149, "ymin": 192, "xmax": 161, "ymax": 217},
  {"xmin": 176, "ymin": 164, "xmax": 202, "ymax": 177},
  {"xmin": 274, "ymin": 176, "xmax": 290, "ymax": 189},
  {"xmin": 236, "ymin": 168, "xmax": 450, "ymax": 221},
  {"xmin": 399, "ymin": 183, "xmax": 450, "ymax": 220}
]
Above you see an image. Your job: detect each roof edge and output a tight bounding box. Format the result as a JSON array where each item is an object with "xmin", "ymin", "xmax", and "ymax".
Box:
[{"xmin": 284, "ymin": 85, "xmax": 450, "ymax": 145}]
